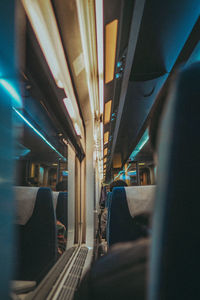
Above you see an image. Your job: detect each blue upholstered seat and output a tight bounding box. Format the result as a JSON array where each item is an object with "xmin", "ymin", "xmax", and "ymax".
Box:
[
  {"xmin": 108, "ymin": 186, "xmax": 155, "ymax": 246},
  {"xmin": 109, "ymin": 187, "xmax": 140, "ymax": 246},
  {"xmin": 16, "ymin": 187, "xmax": 57, "ymax": 282},
  {"xmin": 56, "ymin": 192, "xmax": 68, "ymax": 229}
]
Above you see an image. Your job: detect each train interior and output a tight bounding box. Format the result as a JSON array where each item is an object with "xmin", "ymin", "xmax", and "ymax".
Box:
[{"xmin": 0, "ymin": 0, "xmax": 200, "ymax": 299}]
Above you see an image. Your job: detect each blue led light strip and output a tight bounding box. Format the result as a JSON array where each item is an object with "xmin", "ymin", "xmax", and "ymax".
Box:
[
  {"xmin": 0, "ymin": 77, "xmax": 65, "ymax": 161},
  {"xmin": 114, "ymin": 163, "xmax": 131, "ymax": 181},
  {"xmin": 113, "ymin": 130, "xmax": 149, "ymax": 181},
  {"xmin": 13, "ymin": 107, "xmax": 66, "ymax": 162},
  {"xmin": 129, "ymin": 129, "xmax": 149, "ymax": 161}
]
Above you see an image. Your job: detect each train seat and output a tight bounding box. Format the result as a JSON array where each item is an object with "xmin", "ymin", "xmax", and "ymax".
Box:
[
  {"xmin": 56, "ymin": 192, "xmax": 68, "ymax": 229},
  {"xmin": 14, "ymin": 186, "xmax": 57, "ymax": 282},
  {"xmin": 52, "ymin": 191, "xmax": 68, "ymax": 228},
  {"xmin": 149, "ymin": 62, "xmax": 200, "ymax": 299},
  {"xmin": 108, "ymin": 186, "xmax": 155, "ymax": 246},
  {"xmin": 125, "ymin": 185, "xmax": 155, "ymax": 217}
]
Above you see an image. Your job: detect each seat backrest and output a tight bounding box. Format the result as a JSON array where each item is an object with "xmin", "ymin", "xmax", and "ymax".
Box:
[
  {"xmin": 56, "ymin": 192, "xmax": 68, "ymax": 229},
  {"xmin": 109, "ymin": 185, "xmax": 155, "ymax": 246},
  {"xmin": 125, "ymin": 185, "xmax": 155, "ymax": 217},
  {"xmin": 149, "ymin": 63, "xmax": 200, "ymax": 300},
  {"xmin": 15, "ymin": 187, "xmax": 57, "ymax": 282}
]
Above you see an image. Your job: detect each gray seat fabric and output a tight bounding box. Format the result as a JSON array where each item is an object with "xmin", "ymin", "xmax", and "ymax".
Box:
[
  {"xmin": 125, "ymin": 185, "xmax": 155, "ymax": 217},
  {"xmin": 14, "ymin": 186, "xmax": 39, "ymax": 225}
]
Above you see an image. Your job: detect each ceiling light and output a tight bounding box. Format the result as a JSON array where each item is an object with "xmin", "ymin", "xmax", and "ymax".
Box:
[
  {"xmin": 104, "ymin": 100, "xmax": 112, "ymax": 124},
  {"xmin": 22, "ymin": 0, "xmax": 84, "ymax": 144},
  {"xmin": 95, "ymin": 0, "xmax": 104, "ymax": 115},
  {"xmin": 104, "ymin": 148, "xmax": 108, "ymax": 156},
  {"xmin": 76, "ymin": 0, "xmax": 99, "ymax": 116},
  {"xmin": 74, "ymin": 123, "xmax": 81, "ymax": 136},
  {"xmin": 105, "ymin": 19, "xmax": 118, "ymax": 84},
  {"xmin": 63, "ymin": 98, "xmax": 75, "ymax": 120},
  {"xmin": 21, "ymin": 0, "xmax": 61, "ymax": 87},
  {"xmin": 104, "ymin": 131, "xmax": 109, "ymax": 145},
  {"xmin": 56, "ymin": 79, "xmax": 64, "ymax": 88}
]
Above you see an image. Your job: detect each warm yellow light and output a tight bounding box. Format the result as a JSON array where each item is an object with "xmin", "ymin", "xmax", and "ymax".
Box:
[
  {"xmin": 139, "ymin": 163, "xmax": 145, "ymax": 166},
  {"xmin": 95, "ymin": 0, "xmax": 104, "ymax": 115},
  {"xmin": 105, "ymin": 19, "xmax": 118, "ymax": 84},
  {"xmin": 22, "ymin": 0, "xmax": 84, "ymax": 144},
  {"xmin": 100, "ymin": 122, "xmax": 104, "ymax": 171},
  {"xmin": 104, "ymin": 131, "xmax": 109, "ymax": 145},
  {"xmin": 104, "ymin": 148, "xmax": 108, "ymax": 156},
  {"xmin": 76, "ymin": 0, "xmax": 100, "ymax": 117},
  {"xmin": 113, "ymin": 153, "xmax": 122, "ymax": 168},
  {"xmin": 63, "ymin": 98, "xmax": 75, "ymax": 119},
  {"xmin": 104, "ymin": 100, "xmax": 112, "ymax": 124},
  {"xmin": 22, "ymin": 0, "xmax": 60, "ymax": 86},
  {"xmin": 104, "ymin": 157, "xmax": 107, "ymax": 164}
]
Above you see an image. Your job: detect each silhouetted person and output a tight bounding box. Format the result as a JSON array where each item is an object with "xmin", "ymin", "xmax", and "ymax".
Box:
[
  {"xmin": 56, "ymin": 180, "xmax": 67, "ymax": 192},
  {"xmin": 110, "ymin": 179, "xmax": 128, "ymax": 191}
]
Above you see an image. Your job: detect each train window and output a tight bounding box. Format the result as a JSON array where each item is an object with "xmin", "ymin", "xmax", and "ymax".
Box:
[{"xmin": 13, "ymin": 105, "xmax": 68, "ymax": 191}]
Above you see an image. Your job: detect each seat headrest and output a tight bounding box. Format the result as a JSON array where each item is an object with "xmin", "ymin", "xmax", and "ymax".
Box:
[
  {"xmin": 125, "ymin": 185, "xmax": 156, "ymax": 217},
  {"xmin": 14, "ymin": 186, "xmax": 39, "ymax": 225},
  {"xmin": 52, "ymin": 192, "xmax": 59, "ymax": 210}
]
